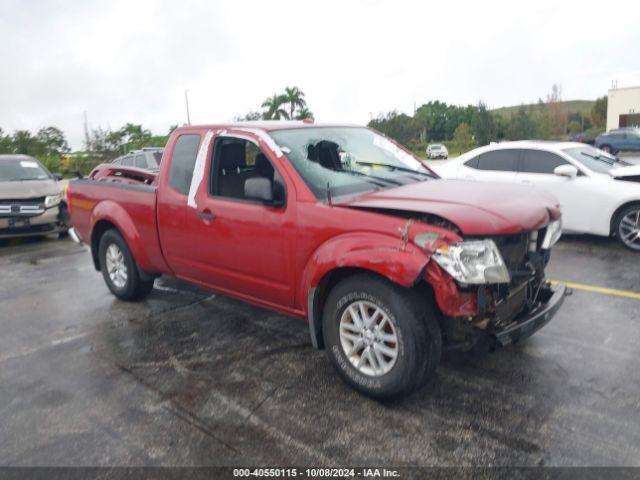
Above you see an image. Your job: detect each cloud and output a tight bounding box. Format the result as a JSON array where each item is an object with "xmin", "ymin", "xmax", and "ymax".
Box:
[{"xmin": 1, "ymin": 0, "xmax": 639, "ymax": 149}]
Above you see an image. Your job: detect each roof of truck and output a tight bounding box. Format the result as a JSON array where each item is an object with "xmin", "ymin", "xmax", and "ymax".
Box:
[{"xmin": 177, "ymin": 121, "xmax": 362, "ymax": 132}]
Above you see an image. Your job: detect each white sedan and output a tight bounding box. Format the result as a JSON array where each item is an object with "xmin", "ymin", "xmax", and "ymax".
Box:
[{"xmin": 433, "ymin": 141, "xmax": 640, "ymax": 251}]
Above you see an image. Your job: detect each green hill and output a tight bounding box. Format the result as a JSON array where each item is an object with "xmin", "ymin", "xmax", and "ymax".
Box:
[{"xmin": 492, "ymin": 100, "xmax": 594, "ymax": 118}]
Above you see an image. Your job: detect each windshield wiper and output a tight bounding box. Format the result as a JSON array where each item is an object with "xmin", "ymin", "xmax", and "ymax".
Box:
[
  {"xmin": 341, "ymin": 168, "xmax": 402, "ymax": 187},
  {"xmin": 580, "ymin": 151, "xmax": 621, "ymax": 165},
  {"xmin": 355, "ymin": 161, "xmax": 435, "ymax": 179}
]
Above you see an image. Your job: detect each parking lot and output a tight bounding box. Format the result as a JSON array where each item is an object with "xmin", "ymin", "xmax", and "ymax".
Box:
[{"xmin": 0, "ymin": 231, "xmax": 639, "ymax": 467}]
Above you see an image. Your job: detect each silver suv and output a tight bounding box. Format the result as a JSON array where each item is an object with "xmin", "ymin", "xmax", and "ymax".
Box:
[
  {"xmin": 111, "ymin": 147, "xmax": 163, "ymax": 170},
  {"xmin": 0, "ymin": 155, "xmax": 69, "ymax": 239}
]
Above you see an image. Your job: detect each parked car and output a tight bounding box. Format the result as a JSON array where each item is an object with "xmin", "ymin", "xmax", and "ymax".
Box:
[
  {"xmin": 434, "ymin": 141, "xmax": 640, "ymax": 250},
  {"xmin": 68, "ymin": 122, "xmax": 565, "ymax": 399},
  {"xmin": 426, "ymin": 144, "xmax": 448, "ymax": 159},
  {"xmin": 569, "ymin": 132, "xmax": 595, "ymax": 145},
  {"xmin": 112, "ymin": 147, "xmax": 163, "ymax": 170},
  {"xmin": 595, "ymin": 129, "xmax": 640, "ymax": 154},
  {"xmin": 0, "ymin": 154, "xmax": 69, "ymax": 239}
]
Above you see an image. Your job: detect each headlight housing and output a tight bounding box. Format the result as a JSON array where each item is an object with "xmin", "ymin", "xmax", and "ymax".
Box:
[
  {"xmin": 44, "ymin": 194, "xmax": 62, "ymax": 208},
  {"xmin": 432, "ymin": 240, "xmax": 511, "ymax": 285},
  {"xmin": 541, "ymin": 219, "xmax": 562, "ymax": 249}
]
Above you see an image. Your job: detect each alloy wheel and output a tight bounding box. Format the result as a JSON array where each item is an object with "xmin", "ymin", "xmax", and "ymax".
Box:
[
  {"xmin": 339, "ymin": 300, "xmax": 398, "ymax": 376},
  {"xmin": 619, "ymin": 209, "xmax": 640, "ymax": 250},
  {"xmin": 105, "ymin": 243, "xmax": 128, "ymax": 288}
]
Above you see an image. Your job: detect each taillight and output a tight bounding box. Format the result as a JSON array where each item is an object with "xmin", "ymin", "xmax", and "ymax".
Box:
[{"xmin": 66, "ymin": 184, "xmax": 72, "ymax": 215}]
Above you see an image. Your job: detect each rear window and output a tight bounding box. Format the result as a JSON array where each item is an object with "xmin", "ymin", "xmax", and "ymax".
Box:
[
  {"xmin": 134, "ymin": 155, "xmax": 146, "ymax": 168},
  {"xmin": 168, "ymin": 134, "xmax": 201, "ymax": 194}
]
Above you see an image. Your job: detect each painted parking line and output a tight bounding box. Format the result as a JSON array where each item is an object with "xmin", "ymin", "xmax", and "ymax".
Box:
[{"xmin": 550, "ymin": 280, "xmax": 640, "ymax": 300}]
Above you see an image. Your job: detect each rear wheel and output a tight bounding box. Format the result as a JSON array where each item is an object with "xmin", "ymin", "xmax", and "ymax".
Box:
[
  {"xmin": 615, "ymin": 205, "xmax": 640, "ymax": 251},
  {"xmin": 322, "ymin": 274, "xmax": 442, "ymax": 399},
  {"xmin": 98, "ymin": 229, "xmax": 154, "ymax": 300}
]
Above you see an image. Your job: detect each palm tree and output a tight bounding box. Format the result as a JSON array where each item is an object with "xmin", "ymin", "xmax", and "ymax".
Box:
[
  {"xmin": 295, "ymin": 106, "xmax": 314, "ymax": 120},
  {"xmin": 261, "ymin": 94, "xmax": 289, "ymax": 120},
  {"xmin": 283, "ymin": 86, "xmax": 306, "ymax": 120}
]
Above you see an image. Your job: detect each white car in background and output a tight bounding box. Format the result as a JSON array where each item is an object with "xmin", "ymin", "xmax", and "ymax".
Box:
[
  {"xmin": 426, "ymin": 144, "xmax": 448, "ymax": 159},
  {"xmin": 433, "ymin": 141, "xmax": 640, "ymax": 251}
]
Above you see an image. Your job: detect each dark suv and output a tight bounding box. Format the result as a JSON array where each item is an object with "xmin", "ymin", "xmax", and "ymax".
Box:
[{"xmin": 595, "ymin": 128, "xmax": 640, "ymax": 154}]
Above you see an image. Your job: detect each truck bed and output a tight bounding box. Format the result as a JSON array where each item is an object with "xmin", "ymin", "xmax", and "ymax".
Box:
[{"xmin": 68, "ymin": 173, "xmax": 167, "ymax": 275}]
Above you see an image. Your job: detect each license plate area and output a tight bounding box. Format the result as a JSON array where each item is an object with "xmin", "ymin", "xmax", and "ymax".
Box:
[{"xmin": 8, "ymin": 217, "xmax": 30, "ymax": 229}]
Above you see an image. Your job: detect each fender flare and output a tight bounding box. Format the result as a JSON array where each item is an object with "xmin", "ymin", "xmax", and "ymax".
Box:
[
  {"xmin": 89, "ymin": 200, "xmax": 155, "ymax": 274},
  {"xmin": 300, "ymin": 232, "xmax": 430, "ymax": 348}
]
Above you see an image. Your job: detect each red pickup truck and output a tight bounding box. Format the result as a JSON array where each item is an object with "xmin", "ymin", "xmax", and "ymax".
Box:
[{"xmin": 68, "ymin": 122, "xmax": 566, "ymax": 398}]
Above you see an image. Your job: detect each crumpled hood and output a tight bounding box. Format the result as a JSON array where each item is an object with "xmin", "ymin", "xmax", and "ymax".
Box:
[
  {"xmin": 0, "ymin": 179, "xmax": 60, "ymax": 200},
  {"xmin": 335, "ymin": 180, "xmax": 560, "ymax": 235},
  {"xmin": 609, "ymin": 164, "xmax": 640, "ymax": 179}
]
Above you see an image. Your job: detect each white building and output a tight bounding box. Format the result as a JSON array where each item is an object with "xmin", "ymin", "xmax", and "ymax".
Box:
[{"xmin": 607, "ymin": 85, "xmax": 640, "ymax": 131}]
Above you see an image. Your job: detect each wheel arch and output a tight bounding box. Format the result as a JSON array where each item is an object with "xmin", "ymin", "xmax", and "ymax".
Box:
[
  {"xmin": 88, "ymin": 200, "xmax": 155, "ymax": 275},
  {"xmin": 90, "ymin": 219, "xmax": 118, "ymax": 270},
  {"xmin": 610, "ymin": 200, "xmax": 640, "ymax": 236}
]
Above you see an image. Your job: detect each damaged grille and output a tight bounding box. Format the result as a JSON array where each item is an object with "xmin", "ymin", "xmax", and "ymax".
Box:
[
  {"xmin": 473, "ymin": 228, "xmax": 550, "ymax": 328},
  {"xmin": 0, "ymin": 197, "xmax": 46, "ymax": 217}
]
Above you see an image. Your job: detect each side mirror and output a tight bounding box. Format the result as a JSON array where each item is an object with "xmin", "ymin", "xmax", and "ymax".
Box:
[
  {"xmin": 245, "ymin": 177, "xmax": 274, "ymax": 203},
  {"xmin": 53, "ymin": 173, "xmax": 63, "ymax": 181},
  {"xmin": 554, "ymin": 164, "xmax": 578, "ymax": 178}
]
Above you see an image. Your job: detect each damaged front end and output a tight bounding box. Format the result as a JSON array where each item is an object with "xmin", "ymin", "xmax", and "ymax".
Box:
[{"xmin": 422, "ymin": 221, "xmax": 566, "ymax": 350}]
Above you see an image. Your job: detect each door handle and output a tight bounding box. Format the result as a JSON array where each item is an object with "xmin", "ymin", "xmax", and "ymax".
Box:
[
  {"xmin": 196, "ymin": 209, "xmax": 216, "ymax": 221},
  {"xmin": 520, "ymin": 179, "xmax": 532, "ymax": 184}
]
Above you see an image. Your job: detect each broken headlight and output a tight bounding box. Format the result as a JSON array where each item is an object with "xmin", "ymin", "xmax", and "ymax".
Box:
[
  {"xmin": 432, "ymin": 240, "xmax": 511, "ymax": 285},
  {"xmin": 44, "ymin": 194, "xmax": 62, "ymax": 208},
  {"xmin": 541, "ymin": 219, "xmax": 562, "ymax": 249}
]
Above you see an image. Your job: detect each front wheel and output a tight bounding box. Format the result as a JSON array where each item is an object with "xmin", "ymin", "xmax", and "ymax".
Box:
[
  {"xmin": 615, "ymin": 205, "xmax": 640, "ymax": 251},
  {"xmin": 322, "ymin": 274, "xmax": 442, "ymax": 399},
  {"xmin": 98, "ymin": 229, "xmax": 155, "ymax": 300}
]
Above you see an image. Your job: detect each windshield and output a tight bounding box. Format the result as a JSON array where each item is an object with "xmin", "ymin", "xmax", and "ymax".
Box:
[
  {"xmin": 0, "ymin": 158, "xmax": 51, "ymax": 181},
  {"xmin": 430, "ymin": 145, "xmax": 442, "ymax": 150},
  {"xmin": 269, "ymin": 127, "xmax": 434, "ymax": 200},
  {"xmin": 562, "ymin": 146, "xmax": 631, "ymax": 174}
]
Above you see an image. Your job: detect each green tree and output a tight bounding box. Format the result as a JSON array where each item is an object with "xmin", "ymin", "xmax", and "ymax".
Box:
[
  {"xmin": 36, "ymin": 127, "xmax": 69, "ymax": 157},
  {"xmin": 471, "ymin": 101, "xmax": 496, "ymax": 146},
  {"xmin": 0, "ymin": 128, "xmax": 13, "ymax": 153},
  {"xmin": 452, "ymin": 122, "xmax": 475, "ymax": 153},
  {"xmin": 261, "ymin": 94, "xmax": 288, "ymax": 120},
  {"xmin": 282, "ymin": 86, "xmax": 307, "ymax": 120},
  {"xmin": 295, "ymin": 106, "xmax": 314, "ymax": 120},
  {"xmin": 413, "ymin": 101, "xmax": 449, "ymax": 141},
  {"xmin": 506, "ymin": 105, "xmax": 536, "ymax": 140},
  {"xmin": 12, "ymin": 130, "xmax": 39, "ymax": 155},
  {"xmin": 590, "ymin": 95, "xmax": 607, "ymax": 130},
  {"xmin": 368, "ymin": 111, "xmax": 415, "ymax": 146},
  {"xmin": 234, "ymin": 111, "xmax": 262, "ymax": 121}
]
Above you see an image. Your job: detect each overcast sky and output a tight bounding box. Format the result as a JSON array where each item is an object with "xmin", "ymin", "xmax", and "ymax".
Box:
[{"xmin": 1, "ymin": 0, "xmax": 639, "ymax": 149}]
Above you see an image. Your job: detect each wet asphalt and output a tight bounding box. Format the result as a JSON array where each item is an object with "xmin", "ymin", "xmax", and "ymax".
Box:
[{"xmin": 0, "ymin": 232, "xmax": 639, "ymax": 467}]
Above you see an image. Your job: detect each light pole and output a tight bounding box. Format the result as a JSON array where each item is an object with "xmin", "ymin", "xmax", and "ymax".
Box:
[{"xmin": 184, "ymin": 89, "xmax": 191, "ymax": 125}]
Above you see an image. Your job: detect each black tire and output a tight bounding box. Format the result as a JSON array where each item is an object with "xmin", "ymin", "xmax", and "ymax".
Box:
[
  {"xmin": 600, "ymin": 145, "xmax": 614, "ymax": 155},
  {"xmin": 57, "ymin": 203, "xmax": 70, "ymax": 238},
  {"xmin": 98, "ymin": 229, "xmax": 154, "ymax": 300},
  {"xmin": 614, "ymin": 204, "xmax": 640, "ymax": 252},
  {"xmin": 322, "ymin": 273, "xmax": 442, "ymax": 399}
]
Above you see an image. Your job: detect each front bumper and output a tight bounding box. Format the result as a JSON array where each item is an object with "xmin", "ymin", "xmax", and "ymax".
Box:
[
  {"xmin": 0, "ymin": 207, "xmax": 67, "ymax": 239},
  {"xmin": 491, "ymin": 282, "xmax": 566, "ymax": 346}
]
